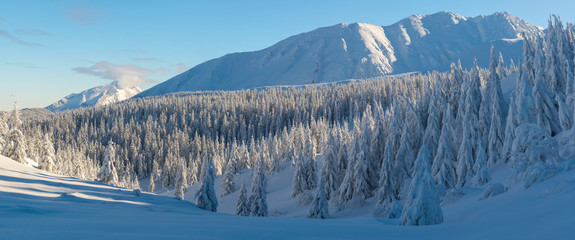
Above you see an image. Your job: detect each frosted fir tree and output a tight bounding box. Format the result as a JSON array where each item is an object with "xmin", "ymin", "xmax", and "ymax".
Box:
[
  {"xmin": 479, "ymin": 49, "xmax": 497, "ymax": 149},
  {"xmin": 235, "ymin": 183, "xmax": 250, "ymax": 216},
  {"xmin": 423, "ymin": 89, "xmax": 442, "ymax": 160},
  {"xmin": 0, "ymin": 112, "xmax": 8, "ymax": 150},
  {"xmin": 308, "ymin": 177, "xmax": 330, "ymax": 219},
  {"xmin": 533, "ymin": 38, "xmax": 561, "ymax": 136},
  {"xmin": 471, "ymin": 143, "xmax": 490, "ymax": 186},
  {"xmin": 395, "ymin": 123, "xmax": 414, "ymax": 189},
  {"xmin": 510, "ymin": 124, "xmax": 559, "ymax": 189},
  {"xmin": 374, "ymin": 133, "xmax": 399, "ymax": 217},
  {"xmin": 502, "ymin": 93, "xmax": 518, "ymax": 163},
  {"xmin": 38, "ymin": 134, "xmax": 56, "ymax": 172},
  {"xmin": 291, "ymin": 154, "xmax": 308, "ymax": 198},
  {"xmin": 320, "ymin": 136, "xmax": 339, "ymax": 200},
  {"xmin": 456, "ymin": 120, "xmax": 474, "ymax": 188},
  {"xmin": 174, "ymin": 159, "xmax": 187, "ymax": 200},
  {"xmin": 148, "ymin": 160, "xmax": 159, "ymax": 192},
  {"xmin": 2, "ymin": 103, "xmax": 27, "ymax": 163},
  {"xmin": 399, "ymin": 144, "xmax": 443, "ymax": 226},
  {"xmin": 221, "ymin": 159, "xmax": 236, "ymax": 197},
  {"xmin": 487, "ymin": 92, "xmax": 505, "ymax": 167},
  {"xmin": 303, "ymin": 134, "xmax": 318, "ymax": 190},
  {"xmin": 432, "ymin": 104, "xmax": 457, "ymax": 193},
  {"xmin": 351, "ymin": 137, "xmax": 373, "ymax": 202},
  {"xmin": 97, "ymin": 141, "xmax": 119, "ymax": 185},
  {"xmin": 195, "ymin": 156, "xmax": 218, "ymax": 212},
  {"xmin": 249, "ymin": 158, "xmax": 268, "ymax": 217},
  {"xmin": 337, "ymin": 156, "xmax": 355, "ymax": 205}
]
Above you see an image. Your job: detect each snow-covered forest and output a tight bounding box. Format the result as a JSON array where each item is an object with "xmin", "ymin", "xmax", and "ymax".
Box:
[{"xmin": 2, "ymin": 16, "xmax": 575, "ymax": 225}]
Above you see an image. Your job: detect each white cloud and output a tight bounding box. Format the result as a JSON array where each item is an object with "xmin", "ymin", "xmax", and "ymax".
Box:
[{"xmin": 73, "ymin": 61, "xmax": 156, "ymax": 88}]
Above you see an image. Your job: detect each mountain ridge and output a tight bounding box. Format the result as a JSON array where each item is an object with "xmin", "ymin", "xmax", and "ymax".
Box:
[
  {"xmin": 46, "ymin": 82, "xmax": 142, "ymax": 112},
  {"xmin": 136, "ymin": 11, "xmax": 541, "ymax": 98}
]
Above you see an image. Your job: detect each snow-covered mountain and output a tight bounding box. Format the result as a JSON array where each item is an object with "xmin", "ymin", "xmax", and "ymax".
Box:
[
  {"xmin": 46, "ymin": 82, "xmax": 142, "ymax": 112},
  {"xmin": 138, "ymin": 11, "xmax": 541, "ymax": 97}
]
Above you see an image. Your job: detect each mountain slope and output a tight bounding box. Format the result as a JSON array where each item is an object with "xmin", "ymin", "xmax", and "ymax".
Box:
[
  {"xmin": 138, "ymin": 12, "xmax": 541, "ymax": 97},
  {"xmin": 46, "ymin": 82, "xmax": 142, "ymax": 112}
]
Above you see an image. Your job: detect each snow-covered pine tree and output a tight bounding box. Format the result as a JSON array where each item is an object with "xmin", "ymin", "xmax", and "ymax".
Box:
[
  {"xmin": 148, "ymin": 160, "xmax": 159, "ymax": 192},
  {"xmin": 38, "ymin": 134, "xmax": 56, "ymax": 172},
  {"xmin": 456, "ymin": 120, "xmax": 474, "ymax": 188},
  {"xmin": 423, "ymin": 88, "xmax": 442, "ymax": 160},
  {"xmin": 533, "ymin": 37, "xmax": 562, "ymax": 136},
  {"xmin": 221, "ymin": 159, "xmax": 236, "ymax": 197},
  {"xmin": 308, "ymin": 177, "xmax": 329, "ymax": 219},
  {"xmin": 351, "ymin": 136, "xmax": 373, "ymax": 202},
  {"xmin": 502, "ymin": 92, "xmax": 518, "ymax": 164},
  {"xmin": 148, "ymin": 173, "xmax": 156, "ymax": 193},
  {"xmin": 487, "ymin": 88, "xmax": 505, "ymax": 167},
  {"xmin": 304, "ymin": 133, "xmax": 318, "ymax": 190},
  {"xmin": 195, "ymin": 156, "xmax": 218, "ymax": 212},
  {"xmin": 471, "ymin": 143, "xmax": 490, "ymax": 186},
  {"xmin": 432, "ymin": 104, "xmax": 457, "ymax": 193},
  {"xmin": 174, "ymin": 158, "xmax": 187, "ymax": 200},
  {"xmin": 97, "ymin": 141, "xmax": 119, "ymax": 185},
  {"xmin": 479, "ymin": 49, "xmax": 497, "ymax": 149},
  {"xmin": 249, "ymin": 158, "xmax": 268, "ymax": 217},
  {"xmin": 374, "ymin": 131, "xmax": 399, "ymax": 217},
  {"xmin": 320, "ymin": 134, "xmax": 339, "ymax": 200},
  {"xmin": 291, "ymin": 152, "xmax": 308, "ymax": 198},
  {"xmin": 0, "ymin": 112, "xmax": 8, "ymax": 150},
  {"xmin": 395, "ymin": 122, "xmax": 414, "ymax": 190},
  {"xmin": 235, "ymin": 183, "xmax": 250, "ymax": 216},
  {"xmin": 399, "ymin": 144, "xmax": 443, "ymax": 226},
  {"xmin": 2, "ymin": 103, "xmax": 27, "ymax": 163}
]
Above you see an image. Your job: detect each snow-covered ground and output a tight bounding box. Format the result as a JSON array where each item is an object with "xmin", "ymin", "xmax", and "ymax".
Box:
[{"xmin": 2, "ymin": 136, "xmax": 575, "ymax": 240}]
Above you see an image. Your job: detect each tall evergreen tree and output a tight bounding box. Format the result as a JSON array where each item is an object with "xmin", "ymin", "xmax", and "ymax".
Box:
[
  {"xmin": 249, "ymin": 158, "xmax": 268, "ymax": 217},
  {"xmin": 174, "ymin": 158, "xmax": 188, "ymax": 200},
  {"xmin": 221, "ymin": 159, "xmax": 236, "ymax": 197},
  {"xmin": 399, "ymin": 144, "xmax": 443, "ymax": 226},
  {"xmin": 195, "ymin": 156, "xmax": 218, "ymax": 212},
  {"xmin": 320, "ymin": 135, "xmax": 339, "ymax": 200},
  {"xmin": 432, "ymin": 104, "xmax": 457, "ymax": 193},
  {"xmin": 533, "ymin": 37, "xmax": 562, "ymax": 136},
  {"xmin": 97, "ymin": 141, "xmax": 119, "ymax": 186},
  {"xmin": 235, "ymin": 183, "xmax": 250, "ymax": 216},
  {"xmin": 308, "ymin": 177, "xmax": 330, "ymax": 219},
  {"xmin": 38, "ymin": 134, "xmax": 56, "ymax": 172}
]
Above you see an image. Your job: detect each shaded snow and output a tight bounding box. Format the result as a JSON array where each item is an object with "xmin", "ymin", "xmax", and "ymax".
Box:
[{"xmin": 1, "ymin": 149, "xmax": 575, "ymax": 239}]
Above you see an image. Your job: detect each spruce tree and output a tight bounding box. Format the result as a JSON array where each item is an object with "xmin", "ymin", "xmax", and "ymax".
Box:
[
  {"xmin": 174, "ymin": 159, "xmax": 187, "ymax": 200},
  {"xmin": 399, "ymin": 144, "xmax": 443, "ymax": 226},
  {"xmin": 320, "ymin": 136, "xmax": 339, "ymax": 200},
  {"xmin": 235, "ymin": 183, "xmax": 250, "ymax": 216},
  {"xmin": 308, "ymin": 177, "xmax": 330, "ymax": 219},
  {"xmin": 249, "ymin": 158, "xmax": 268, "ymax": 217},
  {"xmin": 97, "ymin": 141, "xmax": 119, "ymax": 186},
  {"xmin": 38, "ymin": 134, "xmax": 56, "ymax": 172},
  {"xmin": 471, "ymin": 143, "xmax": 490, "ymax": 186},
  {"xmin": 432, "ymin": 104, "xmax": 457, "ymax": 193},
  {"xmin": 221, "ymin": 160, "xmax": 236, "ymax": 197},
  {"xmin": 195, "ymin": 156, "xmax": 218, "ymax": 212}
]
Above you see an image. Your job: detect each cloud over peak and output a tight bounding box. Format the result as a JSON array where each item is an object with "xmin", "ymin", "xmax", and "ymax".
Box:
[{"xmin": 73, "ymin": 61, "xmax": 156, "ymax": 88}]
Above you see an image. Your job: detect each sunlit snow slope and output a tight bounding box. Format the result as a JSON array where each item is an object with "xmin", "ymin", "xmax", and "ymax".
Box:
[{"xmin": 138, "ymin": 12, "xmax": 541, "ymax": 97}]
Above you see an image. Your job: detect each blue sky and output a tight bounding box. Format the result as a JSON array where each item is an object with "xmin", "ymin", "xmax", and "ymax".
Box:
[{"xmin": 1, "ymin": 0, "xmax": 574, "ymax": 110}]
